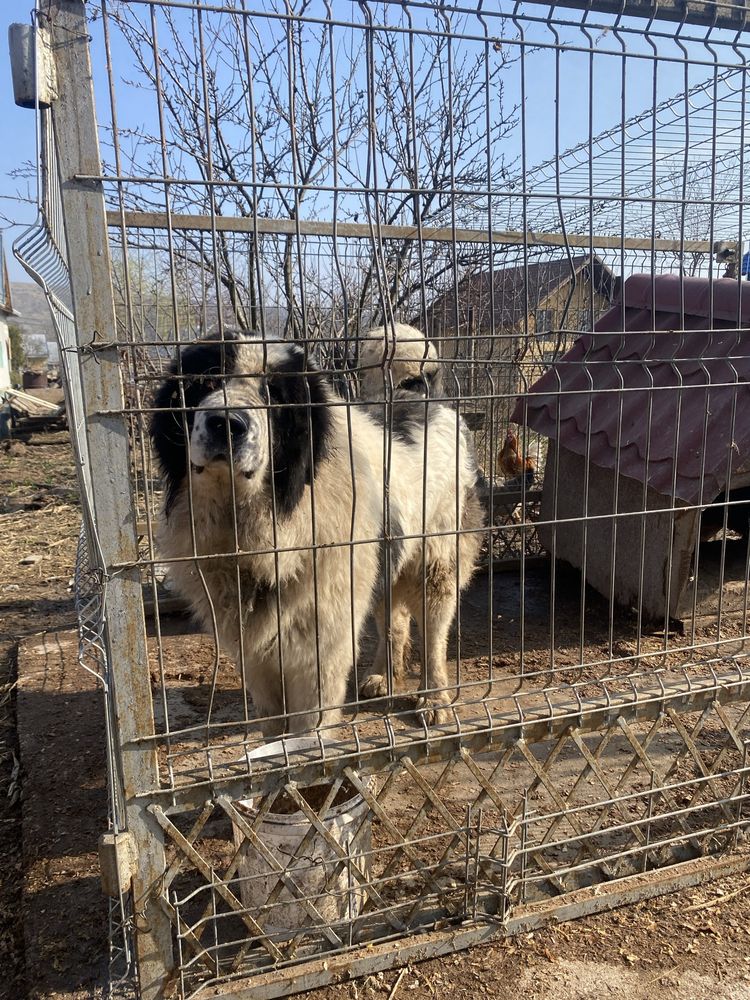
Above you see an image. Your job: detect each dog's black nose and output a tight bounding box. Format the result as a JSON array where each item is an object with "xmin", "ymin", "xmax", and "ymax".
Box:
[{"xmin": 205, "ymin": 409, "xmax": 250, "ymax": 442}]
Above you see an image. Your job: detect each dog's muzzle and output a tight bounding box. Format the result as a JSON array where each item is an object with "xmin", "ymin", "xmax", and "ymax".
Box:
[
  {"xmin": 205, "ymin": 408, "xmax": 251, "ymax": 447},
  {"xmin": 191, "ymin": 405, "xmax": 262, "ymax": 476}
]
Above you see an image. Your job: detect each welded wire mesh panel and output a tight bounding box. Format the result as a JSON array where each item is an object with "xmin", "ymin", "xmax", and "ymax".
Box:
[
  {"xmin": 74, "ymin": 528, "xmax": 138, "ymax": 998},
  {"xmin": 146, "ymin": 675, "xmax": 750, "ymax": 995},
  {"xmin": 19, "ymin": 0, "xmax": 750, "ymax": 996},
  {"xmin": 13, "ymin": 105, "xmax": 94, "ymax": 518}
]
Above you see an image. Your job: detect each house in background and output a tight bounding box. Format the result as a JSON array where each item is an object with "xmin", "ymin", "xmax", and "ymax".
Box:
[
  {"xmin": 21, "ymin": 332, "xmax": 51, "ymax": 371},
  {"xmin": 423, "ymin": 253, "xmax": 618, "ymax": 468},
  {"xmin": 10, "ymin": 278, "xmax": 62, "ymax": 363},
  {"xmin": 513, "ymin": 273, "xmax": 750, "ymax": 624},
  {"xmin": 425, "ymin": 253, "xmax": 618, "ymax": 361}
]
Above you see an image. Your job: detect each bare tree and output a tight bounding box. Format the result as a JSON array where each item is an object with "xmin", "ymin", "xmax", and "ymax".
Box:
[
  {"xmin": 629, "ymin": 150, "xmax": 742, "ymax": 276},
  {"xmin": 342, "ymin": 9, "xmax": 517, "ymax": 332},
  {"xmin": 104, "ymin": 0, "xmax": 368, "ymax": 335},
  {"xmin": 674, "ymin": 154, "xmax": 742, "ymax": 276},
  {"xmin": 100, "ymin": 2, "xmax": 517, "ymax": 348}
]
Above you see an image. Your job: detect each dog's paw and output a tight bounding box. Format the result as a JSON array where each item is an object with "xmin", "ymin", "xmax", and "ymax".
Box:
[
  {"xmin": 415, "ymin": 695, "xmax": 452, "ymax": 726},
  {"xmin": 359, "ymin": 674, "xmax": 388, "ymax": 700}
]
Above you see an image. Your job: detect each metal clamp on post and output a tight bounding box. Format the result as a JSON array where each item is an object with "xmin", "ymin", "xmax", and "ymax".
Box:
[
  {"xmin": 98, "ymin": 831, "xmax": 137, "ymax": 898},
  {"xmin": 9, "ymin": 20, "xmax": 57, "ymax": 110}
]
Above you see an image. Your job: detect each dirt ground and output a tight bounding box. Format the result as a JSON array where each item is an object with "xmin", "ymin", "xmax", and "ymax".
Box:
[
  {"xmin": 0, "ymin": 431, "xmax": 83, "ymax": 1000},
  {"xmin": 5, "ymin": 430, "xmax": 750, "ymax": 1000}
]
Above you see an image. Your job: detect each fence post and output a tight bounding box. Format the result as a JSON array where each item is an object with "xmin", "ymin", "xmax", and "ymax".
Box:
[{"xmin": 43, "ymin": 2, "xmax": 174, "ymax": 996}]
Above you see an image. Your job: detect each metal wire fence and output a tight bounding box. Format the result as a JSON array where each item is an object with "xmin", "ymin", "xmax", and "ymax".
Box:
[{"xmin": 13, "ymin": 0, "xmax": 750, "ymax": 997}]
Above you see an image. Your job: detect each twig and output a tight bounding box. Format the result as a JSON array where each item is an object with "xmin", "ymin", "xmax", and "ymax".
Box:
[
  {"xmin": 388, "ymin": 968, "xmax": 408, "ymax": 1000},
  {"xmin": 643, "ymin": 959, "xmax": 678, "ymax": 988},
  {"xmin": 684, "ymin": 880, "xmax": 750, "ymax": 913}
]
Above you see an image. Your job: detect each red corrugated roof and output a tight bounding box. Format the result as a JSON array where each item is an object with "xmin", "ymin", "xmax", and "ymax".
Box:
[{"xmin": 511, "ymin": 274, "xmax": 750, "ymax": 505}]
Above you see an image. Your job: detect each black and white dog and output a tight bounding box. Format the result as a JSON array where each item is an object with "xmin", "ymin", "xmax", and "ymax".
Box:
[{"xmin": 150, "ymin": 327, "xmax": 483, "ymax": 735}]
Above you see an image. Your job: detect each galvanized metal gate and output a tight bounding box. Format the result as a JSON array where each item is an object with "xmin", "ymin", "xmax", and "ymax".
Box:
[{"xmin": 13, "ymin": 1, "xmax": 750, "ymax": 998}]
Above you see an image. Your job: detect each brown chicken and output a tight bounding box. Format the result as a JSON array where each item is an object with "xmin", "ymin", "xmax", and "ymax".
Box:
[{"xmin": 498, "ymin": 428, "xmax": 535, "ymax": 488}]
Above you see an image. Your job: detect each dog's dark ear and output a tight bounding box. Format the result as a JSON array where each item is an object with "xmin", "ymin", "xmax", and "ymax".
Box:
[
  {"xmin": 149, "ymin": 334, "xmax": 239, "ymax": 514},
  {"xmin": 266, "ymin": 346, "xmax": 332, "ymax": 518}
]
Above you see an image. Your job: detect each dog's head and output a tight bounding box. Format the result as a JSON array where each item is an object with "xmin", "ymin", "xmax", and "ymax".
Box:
[
  {"xmin": 150, "ymin": 332, "xmax": 332, "ymax": 518},
  {"xmin": 358, "ymin": 323, "xmax": 442, "ymax": 401}
]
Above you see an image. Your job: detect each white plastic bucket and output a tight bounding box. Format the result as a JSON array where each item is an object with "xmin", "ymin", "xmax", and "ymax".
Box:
[{"xmin": 231, "ymin": 738, "xmax": 373, "ymax": 938}]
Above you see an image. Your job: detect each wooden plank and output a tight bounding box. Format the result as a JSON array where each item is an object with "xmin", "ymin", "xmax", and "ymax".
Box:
[
  {"xmin": 46, "ymin": 2, "xmax": 174, "ymax": 995},
  {"xmin": 106, "ymin": 210, "xmax": 714, "ymax": 255},
  {"xmin": 518, "ymin": 0, "xmax": 750, "ymax": 31}
]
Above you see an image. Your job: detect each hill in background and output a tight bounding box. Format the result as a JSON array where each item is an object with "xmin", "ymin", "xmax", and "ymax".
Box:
[{"xmin": 12, "ymin": 282, "xmax": 57, "ymax": 343}]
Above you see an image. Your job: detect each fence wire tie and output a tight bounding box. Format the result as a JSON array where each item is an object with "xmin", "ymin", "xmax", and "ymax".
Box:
[
  {"xmin": 133, "ymin": 905, "xmax": 152, "ymax": 934},
  {"xmin": 46, "ymin": 10, "xmax": 92, "ymax": 43},
  {"xmin": 106, "ymin": 566, "xmax": 129, "ymax": 583},
  {"xmin": 79, "ymin": 328, "xmax": 117, "ymax": 360}
]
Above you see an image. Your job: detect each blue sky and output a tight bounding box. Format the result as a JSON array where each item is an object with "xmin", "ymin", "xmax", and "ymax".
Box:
[
  {"xmin": 2, "ymin": 8, "xmax": 42, "ymax": 283},
  {"xmin": 1, "ymin": 2, "xmax": 745, "ymax": 288}
]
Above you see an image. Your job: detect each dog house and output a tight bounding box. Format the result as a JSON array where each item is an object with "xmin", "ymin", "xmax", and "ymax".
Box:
[{"xmin": 512, "ymin": 274, "xmax": 750, "ymax": 623}]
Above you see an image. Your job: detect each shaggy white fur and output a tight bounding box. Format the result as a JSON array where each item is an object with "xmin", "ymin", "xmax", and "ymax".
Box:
[
  {"xmin": 150, "ymin": 328, "xmax": 483, "ymax": 735},
  {"xmin": 355, "ymin": 324, "xmax": 484, "ymax": 717}
]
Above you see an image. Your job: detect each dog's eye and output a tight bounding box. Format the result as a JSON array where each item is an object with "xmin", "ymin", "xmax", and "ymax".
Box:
[{"xmin": 399, "ymin": 376, "xmax": 428, "ymax": 392}]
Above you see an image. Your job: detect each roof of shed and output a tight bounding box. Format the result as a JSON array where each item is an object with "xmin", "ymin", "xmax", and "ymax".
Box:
[
  {"xmin": 511, "ymin": 273, "xmax": 750, "ymax": 505},
  {"xmin": 425, "ymin": 254, "xmax": 617, "ymax": 330}
]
